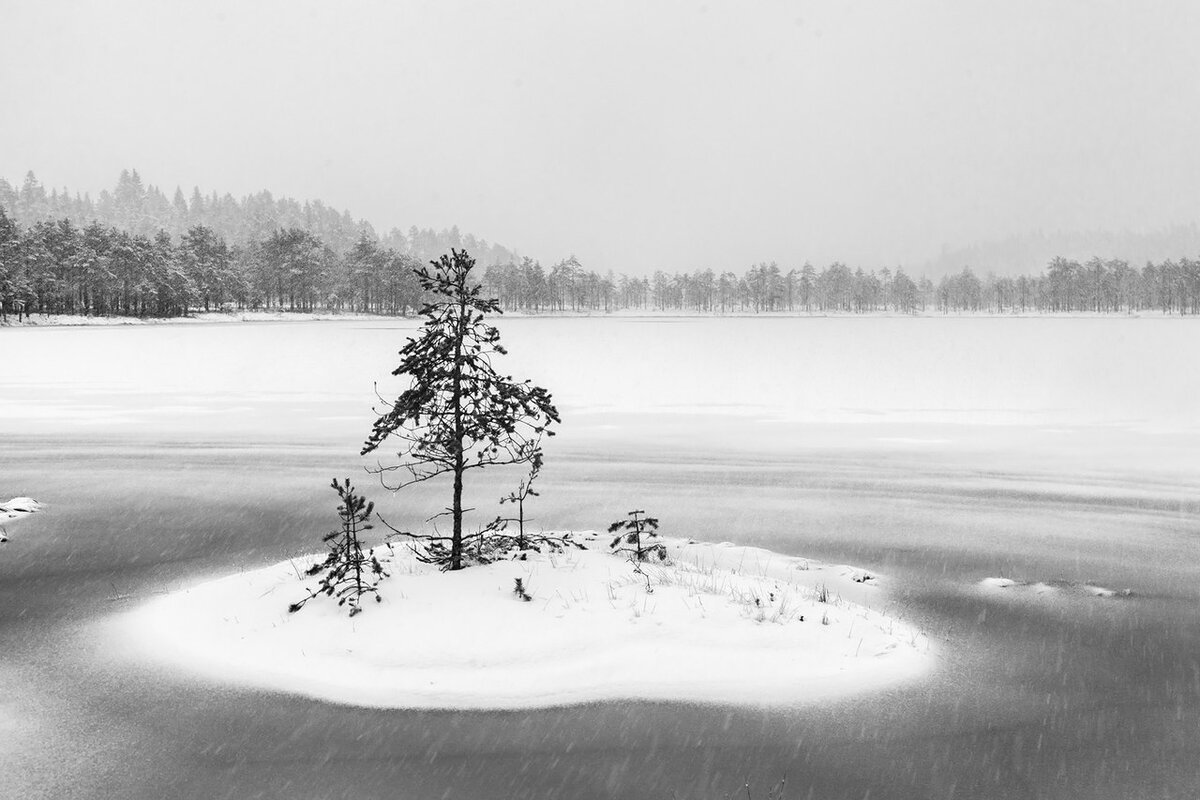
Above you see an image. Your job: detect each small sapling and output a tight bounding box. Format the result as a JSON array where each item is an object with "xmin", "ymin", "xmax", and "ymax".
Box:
[{"xmin": 290, "ymin": 477, "xmax": 391, "ymax": 617}]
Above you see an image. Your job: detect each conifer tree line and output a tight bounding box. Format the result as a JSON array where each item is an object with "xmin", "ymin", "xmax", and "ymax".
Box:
[
  {"xmin": 482, "ymin": 257, "xmax": 1200, "ymax": 315},
  {"xmin": 0, "ymin": 169, "xmax": 515, "ymax": 319},
  {"xmin": 0, "ymin": 204, "xmax": 428, "ymax": 318},
  {"xmin": 3, "ymin": 169, "xmax": 1200, "ymax": 320}
]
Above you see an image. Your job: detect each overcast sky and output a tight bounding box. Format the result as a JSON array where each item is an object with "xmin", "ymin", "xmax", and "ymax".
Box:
[{"xmin": 2, "ymin": 0, "xmax": 1199, "ymax": 273}]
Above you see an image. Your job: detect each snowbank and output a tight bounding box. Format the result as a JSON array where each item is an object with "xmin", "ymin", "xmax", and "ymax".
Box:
[{"xmin": 117, "ymin": 536, "xmax": 932, "ymax": 710}]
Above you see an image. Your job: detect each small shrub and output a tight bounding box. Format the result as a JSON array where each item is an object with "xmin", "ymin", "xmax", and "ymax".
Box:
[
  {"xmin": 513, "ymin": 577, "xmax": 532, "ymax": 601},
  {"xmin": 608, "ymin": 509, "xmax": 666, "ymax": 594},
  {"xmin": 607, "ymin": 509, "xmax": 666, "ymax": 562}
]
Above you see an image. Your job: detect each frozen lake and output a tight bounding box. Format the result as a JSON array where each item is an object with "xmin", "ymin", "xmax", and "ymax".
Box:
[{"xmin": 2, "ymin": 316, "xmax": 1200, "ymax": 798}]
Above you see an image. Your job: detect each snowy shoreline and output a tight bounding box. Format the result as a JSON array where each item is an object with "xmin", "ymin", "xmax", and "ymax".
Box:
[
  {"xmin": 2, "ymin": 308, "xmax": 1187, "ymax": 329},
  {"xmin": 115, "ymin": 536, "xmax": 933, "ymax": 710},
  {"xmin": 0, "ymin": 310, "xmax": 400, "ymax": 328}
]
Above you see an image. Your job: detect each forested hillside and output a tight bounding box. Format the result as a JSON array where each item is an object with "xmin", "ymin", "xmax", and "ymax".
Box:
[{"xmin": 0, "ymin": 170, "xmax": 517, "ymax": 265}]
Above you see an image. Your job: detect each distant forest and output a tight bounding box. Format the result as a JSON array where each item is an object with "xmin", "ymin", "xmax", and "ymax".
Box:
[{"xmin": 2, "ymin": 170, "xmax": 1199, "ymax": 320}]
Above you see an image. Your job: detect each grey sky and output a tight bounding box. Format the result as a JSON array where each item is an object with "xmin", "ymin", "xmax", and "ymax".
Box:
[{"xmin": 2, "ymin": 0, "xmax": 1199, "ymax": 274}]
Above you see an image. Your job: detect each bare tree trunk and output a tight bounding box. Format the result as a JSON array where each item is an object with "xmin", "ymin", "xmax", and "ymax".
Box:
[{"xmin": 450, "ymin": 275, "xmax": 468, "ymax": 570}]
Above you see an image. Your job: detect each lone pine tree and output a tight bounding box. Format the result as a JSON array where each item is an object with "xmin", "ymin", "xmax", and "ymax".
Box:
[
  {"xmin": 289, "ymin": 478, "xmax": 390, "ymax": 617},
  {"xmin": 363, "ymin": 249, "xmax": 560, "ymax": 571}
]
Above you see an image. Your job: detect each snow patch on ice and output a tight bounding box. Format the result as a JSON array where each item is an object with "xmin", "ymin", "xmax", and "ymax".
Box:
[
  {"xmin": 979, "ymin": 577, "xmax": 1018, "ymax": 589},
  {"xmin": 978, "ymin": 577, "xmax": 1130, "ymax": 599},
  {"xmin": 113, "ymin": 536, "xmax": 933, "ymax": 710},
  {"xmin": 1, "ymin": 497, "xmax": 43, "ymax": 542}
]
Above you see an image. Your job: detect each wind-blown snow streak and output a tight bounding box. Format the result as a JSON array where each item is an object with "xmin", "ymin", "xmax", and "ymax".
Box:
[{"xmin": 116, "ymin": 536, "xmax": 932, "ymax": 710}]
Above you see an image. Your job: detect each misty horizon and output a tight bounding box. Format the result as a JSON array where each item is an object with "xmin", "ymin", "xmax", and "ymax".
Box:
[{"xmin": 4, "ymin": 1, "xmax": 1200, "ymax": 275}]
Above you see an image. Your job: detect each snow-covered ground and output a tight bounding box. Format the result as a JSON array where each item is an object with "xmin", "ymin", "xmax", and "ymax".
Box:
[{"xmin": 116, "ymin": 535, "xmax": 931, "ymax": 710}]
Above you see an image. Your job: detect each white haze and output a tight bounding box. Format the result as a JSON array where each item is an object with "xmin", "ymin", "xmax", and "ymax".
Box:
[{"xmin": 3, "ymin": 0, "xmax": 1200, "ymax": 273}]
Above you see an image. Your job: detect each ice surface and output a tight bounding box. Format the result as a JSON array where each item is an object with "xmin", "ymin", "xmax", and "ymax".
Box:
[
  {"xmin": 3, "ymin": 316, "xmax": 1197, "ymax": 798},
  {"xmin": 2, "ymin": 316, "xmax": 1198, "ymax": 440}
]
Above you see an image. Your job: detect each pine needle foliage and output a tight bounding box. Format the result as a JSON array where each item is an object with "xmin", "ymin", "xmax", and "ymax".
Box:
[
  {"xmin": 363, "ymin": 249, "xmax": 560, "ymax": 570},
  {"xmin": 289, "ymin": 478, "xmax": 390, "ymax": 617},
  {"xmin": 608, "ymin": 509, "xmax": 666, "ymax": 562}
]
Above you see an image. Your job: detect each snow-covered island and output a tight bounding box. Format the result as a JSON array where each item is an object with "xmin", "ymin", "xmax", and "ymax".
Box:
[{"xmin": 118, "ymin": 535, "xmax": 932, "ymax": 710}]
